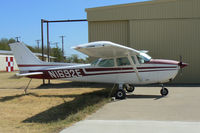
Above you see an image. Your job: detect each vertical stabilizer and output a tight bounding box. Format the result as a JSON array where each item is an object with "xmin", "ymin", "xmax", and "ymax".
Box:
[
  {"xmin": 9, "ymin": 42, "xmax": 43, "ymax": 65},
  {"xmin": 9, "ymin": 42, "xmax": 45, "ymax": 71}
]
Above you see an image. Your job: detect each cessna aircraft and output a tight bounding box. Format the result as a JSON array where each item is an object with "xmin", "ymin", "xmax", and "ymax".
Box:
[{"xmin": 9, "ymin": 41, "xmax": 187, "ymax": 99}]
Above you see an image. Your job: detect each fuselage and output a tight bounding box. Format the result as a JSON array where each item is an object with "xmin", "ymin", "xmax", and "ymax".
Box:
[{"xmin": 27, "ymin": 59, "xmax": 181, "ymax": 85}]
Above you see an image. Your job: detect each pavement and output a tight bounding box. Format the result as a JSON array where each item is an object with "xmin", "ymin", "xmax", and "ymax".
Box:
[{"xmin": 61, "ymin": 87, "xmax": 200, "ymax": 133}]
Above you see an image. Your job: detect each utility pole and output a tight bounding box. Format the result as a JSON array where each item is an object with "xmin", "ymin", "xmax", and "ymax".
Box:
[
  {"xmin": 15, "ymin": 37, "xmax": 21, "ymax": 42},
  {"xmin": 35, "ymin": 40, "xmax": 40, "ymax": 52},
  {"xmin": 60, "ymin": 35, "xmax": 65, "ymax": 57},
  {"xmin": 41, "ymin": 19, "xmax": 45, "ymax": 85}
]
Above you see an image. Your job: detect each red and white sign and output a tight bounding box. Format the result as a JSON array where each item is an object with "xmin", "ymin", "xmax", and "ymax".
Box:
[{"xmin": 6, "ymin": 57, "xmax": 14, "ymax": 72}]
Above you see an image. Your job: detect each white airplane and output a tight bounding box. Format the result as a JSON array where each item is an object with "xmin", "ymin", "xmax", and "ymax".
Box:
[{"xmin": 9, "ymin": 41, "xmax": 187, "ymax": 99}]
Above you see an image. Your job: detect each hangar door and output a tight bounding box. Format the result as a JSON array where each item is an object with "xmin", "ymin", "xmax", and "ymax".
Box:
[
  {"xmin": 88, "ymin": 21, "xmax": 129, "ymax": 46},
  {"xmin": 129, "ymin": 19, "xmax": 200, "ymax": 83}
]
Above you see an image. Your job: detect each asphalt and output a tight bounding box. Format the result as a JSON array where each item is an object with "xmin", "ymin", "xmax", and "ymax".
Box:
[{"xmin": 61, "ymin": 87, "xmax": 200, "ymax": 133}]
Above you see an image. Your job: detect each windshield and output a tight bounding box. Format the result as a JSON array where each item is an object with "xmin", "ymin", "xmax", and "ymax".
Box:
[{"xmin": 137, "ymin": 53, "xmax": 152, "ymax": 64}]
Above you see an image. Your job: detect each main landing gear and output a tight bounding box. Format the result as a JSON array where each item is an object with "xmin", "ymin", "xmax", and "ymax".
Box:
[
  {"xmin": 115, "ymin": 84, "xmax": 169, "ymax": 99},
  {"xmin": 160, "ymin": 84, "xmax": 169, "ymax": 96},
  {"xmin": 115, "ymin": 84, "xmax": 135, "ymax": 99}
]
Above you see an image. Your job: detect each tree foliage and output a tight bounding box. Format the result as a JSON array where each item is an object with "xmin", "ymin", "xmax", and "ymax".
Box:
[
  {"xmin": 0, "ymin": 38, "xmax": 16, "ymax": 50},
  {"xmin": 0, "ymin": 38, "xmax": 90, "ymax": 63},
  {"xmin": 65, "ymin": 54, "xmax": 91, "ymax": 64},
  {"xmin": 51, "ymin": 47, "xmax": 65, "ymax": 62}
]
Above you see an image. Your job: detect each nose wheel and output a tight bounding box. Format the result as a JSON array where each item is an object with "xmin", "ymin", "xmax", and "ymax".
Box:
[{"xmin": 160, "ymin": 87, "xmax": 169, "ymax": 96}]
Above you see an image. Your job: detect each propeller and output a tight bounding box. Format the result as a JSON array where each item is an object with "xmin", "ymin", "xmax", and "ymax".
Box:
[
  {"xmin": 178, "ymin": 55, "xmax": 188, "ymax": 75},
  {"xmin": 179, "ymin": 56, "xmax": 183, "ymax": 75}
]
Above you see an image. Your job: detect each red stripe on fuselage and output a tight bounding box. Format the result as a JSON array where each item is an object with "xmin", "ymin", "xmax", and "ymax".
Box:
[
  {"xmin": 28, "ymin": 68, "xmax": 178, "ymax": 79},
  {"xmin": 85, "ymin": 66, "xmax": 177, "ymax": 72},
  {"xmin": 147, "ymin": 59, "xmax": 179, "ymax": 65},
  {"xmin": 83, "ymin": 69, "xmax": 177, "ymax": 76}
]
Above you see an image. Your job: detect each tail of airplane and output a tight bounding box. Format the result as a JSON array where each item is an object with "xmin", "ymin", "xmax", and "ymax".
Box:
[
  {"xmin": 9, "ymin": 42, "xmax": 43, "ymax": 65},
  {"xmin": 9, "ymin": 42, "xmax": 76, "ymax": 73},
  {"xmin": 10, "ymin": 42, "xmax": 71, "ymax": 73},
  {"xmin": 9, "ymin": 42, "xmax": 45, "ymax": 71}
]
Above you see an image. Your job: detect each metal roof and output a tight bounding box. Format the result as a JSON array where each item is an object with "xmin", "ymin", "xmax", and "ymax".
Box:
[{"xmin": 85, "ymin": 0, "xmax": 177, "ymax": 12}]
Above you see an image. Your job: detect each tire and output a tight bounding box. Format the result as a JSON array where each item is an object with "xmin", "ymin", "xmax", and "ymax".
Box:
[
  {"xmin": 160, "ymin": 88, "xmax": 169, "ymax": 96},
  {"xmin": 115, "ymin": 89, "xmax": 126, "ymax": 99},
  {"xmin": 124, "ymin": 84, "xmax": 135, "ymax": 93}
]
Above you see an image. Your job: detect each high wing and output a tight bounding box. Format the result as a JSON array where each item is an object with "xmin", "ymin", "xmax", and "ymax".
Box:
[{"xmin": 72, "ymin": 41, "xmax": 140, "ymax": 58}]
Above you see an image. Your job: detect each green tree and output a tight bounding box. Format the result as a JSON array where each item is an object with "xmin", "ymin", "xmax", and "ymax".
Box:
[
  {"xmin": 51, "ymin": 47, "xmax": 65, "ymax": 62},
  {"xmin": 65, "ymin": 54, "xmax": 91, "ymax": 63},
  {"xmin": 0, "ymin": 38, "xmax": 16, "ymax": 50},
  {"xmin": 0, "ymin": 37, "xmax": 90, "ymax": 63}
]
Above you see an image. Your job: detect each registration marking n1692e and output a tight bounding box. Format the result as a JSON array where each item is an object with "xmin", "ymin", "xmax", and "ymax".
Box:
[{"xmin": 48, "ymin": 69, "xmax": 82, "ymax": 79}]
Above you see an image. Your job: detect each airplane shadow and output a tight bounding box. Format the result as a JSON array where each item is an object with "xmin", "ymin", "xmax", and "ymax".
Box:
[
  {"xmin": 22, "ymin": 89, "xmax": 109, "ymax": 123},
  {"xmin": 0, "ymin": 94, "xmax": 26, "ymax": 102},
  {"xmin": 126, "ymin": 94, "xmax": 164, "ymax": 100},
  {"xmin": 0, "ymin": 82, "xmax": 113, "ymax": 102}
]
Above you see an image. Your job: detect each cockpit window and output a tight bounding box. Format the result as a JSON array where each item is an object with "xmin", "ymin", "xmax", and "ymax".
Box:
[
  {"xmin": 91, "ymin": 59, "xmax": 99, "ymax": 66},
  {"xmin": 98, "ymin": 59, "xmax": 114, "ymax": 67},
  {"xmin": 117, "ymin": 57, "xmax": 130, "ymax": 66}
]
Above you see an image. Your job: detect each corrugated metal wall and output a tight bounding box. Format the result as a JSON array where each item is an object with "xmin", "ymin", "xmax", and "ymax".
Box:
[
  {"xmin": 86, "ymin": 0, "xmax": 200, "ymax": 21},
  {"xmin": 89, "ymin": 21, "xmax": 129, "ymax": 46},
  {"xmin": 86, "ymin": 0, "xmax": 200, "ymax": 83},
  {"xmin": 130, "ymin": 19, "xmax": 200, "ymax": 83}
]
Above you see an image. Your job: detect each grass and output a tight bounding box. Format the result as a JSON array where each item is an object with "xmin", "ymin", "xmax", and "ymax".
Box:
[{"xmin": 0, "ymin": 72, "xmax": 112, "ymax": 133}]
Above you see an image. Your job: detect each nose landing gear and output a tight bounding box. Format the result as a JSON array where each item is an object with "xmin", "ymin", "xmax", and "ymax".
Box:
[{"xmin": 160, "ymin": 85, "xmax": 169, "ymax": 96}]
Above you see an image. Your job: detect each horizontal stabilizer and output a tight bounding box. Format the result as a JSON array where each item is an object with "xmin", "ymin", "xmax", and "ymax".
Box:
[{"xmin": 16, "ymin": 72, "xmax": 43, "ymax": 77}]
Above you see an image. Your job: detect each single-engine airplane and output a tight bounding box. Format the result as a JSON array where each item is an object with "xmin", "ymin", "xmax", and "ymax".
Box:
[{"xmin": 9, "ymin": 41, "xmax": 187, "ymax": 99}]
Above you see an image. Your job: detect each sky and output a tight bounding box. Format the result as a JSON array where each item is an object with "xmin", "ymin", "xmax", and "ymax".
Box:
[{"xmin": 0, "ymin": 0, "xmax": 149, "ymax": 58}]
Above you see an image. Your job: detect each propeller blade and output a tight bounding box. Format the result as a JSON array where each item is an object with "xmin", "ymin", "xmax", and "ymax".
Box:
[{"xmin": 180, "ymin": 55, "xmax": 183, "ymax": 75}]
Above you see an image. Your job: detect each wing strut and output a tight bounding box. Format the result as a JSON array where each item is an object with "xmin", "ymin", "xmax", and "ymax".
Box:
[{"xmin": 127, "ymin": 54, "xmax": 142, "ymax": 81}]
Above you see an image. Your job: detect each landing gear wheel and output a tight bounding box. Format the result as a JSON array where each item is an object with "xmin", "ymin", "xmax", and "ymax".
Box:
[
  {"xmin": 115, "ymin": 89, "xmax": 126, "ymax": 100},
  {"xmin": 160, "ymin": 88, "xmax": 169, "ymax": 96},
  {"xmin": 124, "ymin": 84, "xmax": 135, "ymax": 93}
]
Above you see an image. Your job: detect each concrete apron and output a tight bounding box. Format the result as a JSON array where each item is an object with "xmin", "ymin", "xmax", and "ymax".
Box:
[
  {"xmin": 60, "ymin": 87, "xmax": 200, "ymax": 133},
  {"xmin": 60, "ymin": 120, "xmax": 200, "ymax": 133}
]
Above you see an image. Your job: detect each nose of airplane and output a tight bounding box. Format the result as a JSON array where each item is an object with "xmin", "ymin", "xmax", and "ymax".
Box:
[{"xmin": 178, "ymin": 62, "xmax": 188, "ymax": 68}]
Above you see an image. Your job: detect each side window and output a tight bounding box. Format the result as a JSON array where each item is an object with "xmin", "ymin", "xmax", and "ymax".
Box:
[
  {"xmin": 116, "ymin": 57, "xmax": 130, "ymax": 66},
  {"xmin": 91, "ymin": 59, "xmax": 99, "ymax": 66},
  {"xmin": 98, "ymin": 59, "xmax": 114, "ymax": 67}
]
